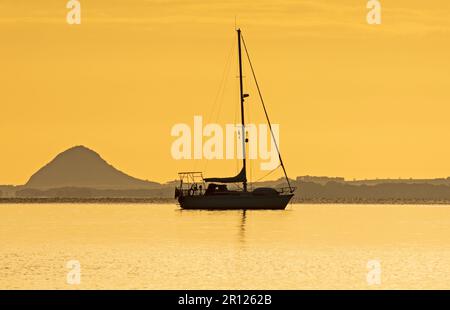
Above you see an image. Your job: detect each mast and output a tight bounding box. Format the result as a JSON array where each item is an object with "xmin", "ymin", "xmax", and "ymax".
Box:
[{"xmin": 237, "ymin": 29, "xmax": 248, "ymax": 192}]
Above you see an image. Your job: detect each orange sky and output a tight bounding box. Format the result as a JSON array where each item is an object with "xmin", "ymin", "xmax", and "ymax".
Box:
[{"xmin": 1, "ymin": 0, "xmax": 450, "ymax": 185}]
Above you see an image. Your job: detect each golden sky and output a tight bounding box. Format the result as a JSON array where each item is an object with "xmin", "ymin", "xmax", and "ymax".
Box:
[{"xmin": 1, "ymin": 0, "xmax": 450, "ymax": 185}]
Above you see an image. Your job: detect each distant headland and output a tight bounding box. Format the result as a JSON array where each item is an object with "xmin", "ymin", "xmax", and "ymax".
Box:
[
  {"xmin": 2, "ymin": 145, "xmax": 450, "ymax": 204},
  {"xmin": 0, "ymin": 146, "xmax": 174, "ymax": 201}
]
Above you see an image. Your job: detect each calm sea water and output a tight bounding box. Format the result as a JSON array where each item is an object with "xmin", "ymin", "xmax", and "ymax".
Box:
[{"xmin": 1, "ymin": 203, "xmax": 450, "ymax": 289}]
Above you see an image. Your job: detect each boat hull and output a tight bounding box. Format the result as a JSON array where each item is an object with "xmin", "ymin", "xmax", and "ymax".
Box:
[{"xmin": 178, "ymin": 193, "xmax": 294, "ymax": 210}]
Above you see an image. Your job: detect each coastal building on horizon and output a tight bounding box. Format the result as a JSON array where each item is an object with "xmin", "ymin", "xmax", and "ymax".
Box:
[{"xmin": 296, "ymin": 176, "xmax": 345, "ymax": 185}]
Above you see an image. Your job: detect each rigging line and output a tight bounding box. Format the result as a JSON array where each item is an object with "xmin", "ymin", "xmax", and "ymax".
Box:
[
  {"xmin": 206, "ymin": 36, "xmax": 236, "ymax": 125},
  {"xmin": 201, "ymin": 37, "xmax": 236, "ymax": 174},
  {"xmin": 241, "ymin": 35, "xmax": 294, "ymax": 193},
  {"xmin": 212, "ymin": 43, "xmax": 234, "ymax": 124},
  {"xmin": 252, "ymin": 164, "xmax": 281, "ymax": 183}
]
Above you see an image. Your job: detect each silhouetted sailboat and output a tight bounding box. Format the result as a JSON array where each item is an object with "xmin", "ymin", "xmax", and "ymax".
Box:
[{"xmin": 175, "ymin": 29, "xmax": 295, "ymax": 210}]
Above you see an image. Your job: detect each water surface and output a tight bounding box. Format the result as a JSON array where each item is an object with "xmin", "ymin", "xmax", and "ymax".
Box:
[{"xmin": 1, "ymin": 204, "xmax": 450, "ymax": 289}]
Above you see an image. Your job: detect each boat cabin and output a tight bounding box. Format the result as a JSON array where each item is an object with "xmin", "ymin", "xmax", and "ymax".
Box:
[{"xmin": 205, "ymin": 183, "xmax": 229, "ymax": 195}]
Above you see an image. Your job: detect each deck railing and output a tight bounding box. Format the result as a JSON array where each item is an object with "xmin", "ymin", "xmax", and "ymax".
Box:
[{"xmin": 276, "ymin": 187, "xmax": 297, "ymax": 194}]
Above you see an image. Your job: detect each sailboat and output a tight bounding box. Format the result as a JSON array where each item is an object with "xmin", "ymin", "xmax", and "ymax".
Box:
[{"xmin": 175, "ymin": 29, "xmax": 295, "ymax": 210}]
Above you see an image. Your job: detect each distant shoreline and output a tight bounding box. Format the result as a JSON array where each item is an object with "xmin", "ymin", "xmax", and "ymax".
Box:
[
  {"xmin": 293, "ymin": 198, "xmax": 450, "ymax": 205},
  {"xmin": 2, "ymin": 197, "xmax": 450, "ymax": 205},
  {"xmin": 0, "ymin": 197, "xmax": 175, "ymax": 204}
]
